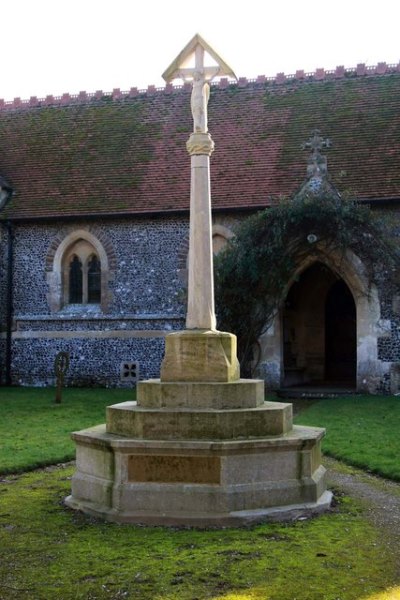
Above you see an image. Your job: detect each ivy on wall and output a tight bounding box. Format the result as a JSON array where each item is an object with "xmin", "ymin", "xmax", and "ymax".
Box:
[{"xmin": 214, "ymin": 194, "xmax": 400, "ymax": 376}]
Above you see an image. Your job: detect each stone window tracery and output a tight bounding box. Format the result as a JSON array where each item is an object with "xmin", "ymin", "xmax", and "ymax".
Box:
[
  {"xmin": 46, "ymin": 228, "xmax": 115, "ymax": 313},
  {"xmin": 63, "ymin": 240, "xmax": 102, "ymax": 306},
  {"xmin": 87, "ymin": 255, "xmax": 101, "ymax": 303},
  {"xmin": 69, "ymin": 255, "xmax": 83, "ymax": 303}
]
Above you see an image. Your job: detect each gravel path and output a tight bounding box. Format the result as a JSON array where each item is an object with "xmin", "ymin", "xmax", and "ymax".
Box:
[{"xmin": 325, "ymin": 456, "xmax": 400, "ymax": 576}]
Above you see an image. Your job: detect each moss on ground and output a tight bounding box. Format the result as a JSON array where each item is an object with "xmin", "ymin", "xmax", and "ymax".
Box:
[{"xmin": 0, "ymin": 466, "xmax": 397, "ymax": 600}]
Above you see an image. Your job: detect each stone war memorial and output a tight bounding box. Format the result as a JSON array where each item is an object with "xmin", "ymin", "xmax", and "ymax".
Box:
[{"xmin": 65, "ymin": 35, "xmax": 332, "ymax": 526}]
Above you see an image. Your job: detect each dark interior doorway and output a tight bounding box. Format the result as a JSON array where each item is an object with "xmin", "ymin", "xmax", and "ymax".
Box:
[
  {"xmin": 282, "ymin": 263, "xmax": 357, "ymax": 386},
  {"xmin": 325, "ymin": 280, "xmax": 356, "ymax": 382}
]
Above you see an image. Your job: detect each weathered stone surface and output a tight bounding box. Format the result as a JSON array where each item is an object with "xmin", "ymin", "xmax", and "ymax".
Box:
[
  {"xmin": 106, "ymin": 400, "xmax": 293, "ymax": 439},
  {"xmin": 138, "ymin": 378, "xmax": 264, "ymax": 409},
  {"xmin": 160, "ymin": 329, "xmax": 240, "ymax": 382},
  {"xmin": 186, "ymin": 133, "xmax": 215, "ymax": 156},
  {"xmin": 186, "ymin": 151, "xmax": 216, "ymax": 330},
  {"xmin": 65, "ymin": 424, "xmax": 330, "ymax": 526},
  {"xmin": 390, "ymin": 362, "xmax": 400, "ymax": 394},
  {"xmin": 128, "ymin": 454, "xmax": 221, "ymax": 484}
]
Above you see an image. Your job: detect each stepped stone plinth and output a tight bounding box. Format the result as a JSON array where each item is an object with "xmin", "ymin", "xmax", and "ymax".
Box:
[
  {"xmin": 67, "ymin": 421, "xmax": 329, "ymax": 526},
  {"xmin": 65, "ymin": 36, "xmax": 331, "ymax": 526},
  {"xmin": 65, "ymin": 329, "xmax": 331, "ymax": 526},
  {"xmin": 137, "ymin": 378, "xmax": 264, "ymax": 409},
  {"xmin": 106, "ymin": 399, "xmax": 293, "ymax": 439}
]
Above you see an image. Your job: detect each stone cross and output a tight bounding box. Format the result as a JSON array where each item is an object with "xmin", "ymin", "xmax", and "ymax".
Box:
[
  {"xmin": 302, "ymin": 129, "xmax": 331, "ymax": 178},
  {"xmin": 163, "ymin": 35, "xmax": 236, "ymax": 330},
  {"xmin": 175, "ymin": 45, "xmax": 220, "ymax": 133},
  {"xmin": 302, "ymin": 129, "xmax": 331, "ymax": 156}
]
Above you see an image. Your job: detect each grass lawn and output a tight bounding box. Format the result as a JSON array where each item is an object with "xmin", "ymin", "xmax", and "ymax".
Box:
[
  {"xmin": 294, "ymin": 395, "xmax": 400, "ymax": 481},
  {"xmin": 0, "ymin": 465, "xmax": 398, "ymax": 600},
  {"xmin": 1, "ymin": 388, "xmax": 400, "ymax": 598},
  {"xmin": 0, "ymin": 387, "xmax": 134, "ymax": 474},
  {"xmin": 1, "ymin": 388, "xmax": 399, "ymax": 481}
]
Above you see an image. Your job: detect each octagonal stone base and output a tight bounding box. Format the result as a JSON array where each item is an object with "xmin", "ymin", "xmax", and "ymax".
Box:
[
  {"xmin": 66, "ymin": 369, "xmax": 331, "ymax": 526},
  {"xmin": 65, "ymin": 419, "xmax": 331, "ymax": 526}
]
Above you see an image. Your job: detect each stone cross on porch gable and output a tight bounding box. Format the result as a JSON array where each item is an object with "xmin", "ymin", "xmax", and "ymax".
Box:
[
  {"xmin": 302, "ymin": 129, "xmax": 331, "ymax": 178},
  {"xmin": 302, "ymin": 129, "xmax": 332, "ymax": 155}
]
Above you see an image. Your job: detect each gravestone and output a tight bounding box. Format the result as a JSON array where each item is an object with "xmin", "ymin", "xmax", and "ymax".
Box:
[
  {"xmin": 54, "ymin": 351, "xmax": 69, "ymax": 404},
  {"xmin": 65, "ymin": 35, "xmax": 331, "ymax": 525}
]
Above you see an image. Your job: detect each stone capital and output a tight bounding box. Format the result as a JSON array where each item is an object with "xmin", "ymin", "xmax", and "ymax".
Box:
[{"xmin": 186, "ymin": 132, "xmax": 215, "ymax": 156}]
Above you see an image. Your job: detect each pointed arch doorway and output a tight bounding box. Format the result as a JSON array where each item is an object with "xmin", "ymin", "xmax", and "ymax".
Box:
[{"xmin": 282, "ymin": 262, "xmax": 356, "ymax": 388}]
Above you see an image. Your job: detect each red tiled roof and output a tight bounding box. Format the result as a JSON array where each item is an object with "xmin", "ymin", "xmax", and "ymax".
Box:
[{"xmin": 1, "ymin": 65, "xmax": 400, "ymax": 220}]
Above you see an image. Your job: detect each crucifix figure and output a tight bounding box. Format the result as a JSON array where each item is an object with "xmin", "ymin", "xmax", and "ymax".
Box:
[
  {"xmin": 191, "ymin": 69, "xmax": 210, "ymax": 133},
  {"xmin": 186, "ymin": 45, "xmax": 220, "ymax": 133},
  {"xmin": 172, "ymin": 45, "xmax": 223, "ymax": 133},
  {"xmin": 163, "ymin": 35, "xmax": 236, "ymax": 330}
]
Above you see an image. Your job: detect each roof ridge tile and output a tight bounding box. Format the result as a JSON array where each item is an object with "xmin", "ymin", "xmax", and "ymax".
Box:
[{"xmin": 1, "ymin": 61, "xmax": 399, "ymax": 111}]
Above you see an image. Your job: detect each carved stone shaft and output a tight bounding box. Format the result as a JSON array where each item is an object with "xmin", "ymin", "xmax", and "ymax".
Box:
[{"xmin": 186, "ymin": 133, "xmax": 215, "ymax": 330}]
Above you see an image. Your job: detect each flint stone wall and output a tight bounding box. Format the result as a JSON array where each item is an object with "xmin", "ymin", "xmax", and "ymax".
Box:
[
  {"xmin": 1, "ymin": 209, "xmax": 400, "ymax": 392},
  {"xmin": 2, "ymin": 216, "xmax": 189, "ymax": 386},
  {"xmin": 10, "ymin": 336, "xmax": 171, "ymax": 387}
]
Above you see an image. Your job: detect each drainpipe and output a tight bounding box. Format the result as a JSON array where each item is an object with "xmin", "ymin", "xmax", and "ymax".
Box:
[{"xmin": 4, "ymin": 220, "xmax": 14, "ymax": 385}]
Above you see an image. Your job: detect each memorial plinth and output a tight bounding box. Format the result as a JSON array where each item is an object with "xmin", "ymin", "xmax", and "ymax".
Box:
[
  {"xmin": 66, "ymin": 422, "xmax": 329, "ymax": 526},
  {"xmin": 66, "ymin": 326, "xmax": 331, "ymax": 525},
  {"xmin": 65, "ymin": 34, "xmax": 331, "ymax": 525}
]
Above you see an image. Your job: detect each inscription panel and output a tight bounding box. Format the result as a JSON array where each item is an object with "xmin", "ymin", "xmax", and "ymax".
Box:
[{"xmin": 128, "ymin": 454, "xmax": 221, "ymax": 484}]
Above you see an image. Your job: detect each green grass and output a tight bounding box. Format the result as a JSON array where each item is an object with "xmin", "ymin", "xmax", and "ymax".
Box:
[
  {"xmin": 294, "ymin": 395, "xmax": 400, "ymax": 481},
  {"xmin": 1, "ymin": 388, "xmax": 400, "ymax": 598},
  {"xmin": 0, "ymin": 466, "xmax": 398, "ymax": 600},
  {"xmin": 0, "ymin": 387, "xmax": 134, "ymax": 474},
  {"xmin": 2, "ymin": 388, "xmax": 400, "ymax": 481}
]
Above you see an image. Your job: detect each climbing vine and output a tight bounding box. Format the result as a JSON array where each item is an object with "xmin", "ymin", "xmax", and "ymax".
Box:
[{"xmin": 214, "ymin": 193, "xmax": 400, "ymax": 376}]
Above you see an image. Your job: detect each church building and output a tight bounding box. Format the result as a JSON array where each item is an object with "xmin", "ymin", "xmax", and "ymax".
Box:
[{"xmin": 0, "ymin": 62, "xmax": 399, "ymax": 393}]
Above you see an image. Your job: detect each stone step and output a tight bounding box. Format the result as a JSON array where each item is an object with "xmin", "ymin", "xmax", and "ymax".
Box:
[
  {"xmin": 138, "ymin": 378, "xmax": 265, "ymax": 409},
  {"xmin": 278, "ymin": 386, "xmax": 359, "ymax": 399},
  {"xmin": 106, "ymin": 400, "xmax": 293, "ymax": 440}
]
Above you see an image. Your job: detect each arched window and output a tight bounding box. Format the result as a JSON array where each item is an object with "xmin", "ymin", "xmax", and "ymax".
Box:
[
  {"xmin": 212, "ymin": 233, "xmax": 228, "ymax": 255},
  {"xmin": 212, "ymin": 225, "xmax": 234, "ymax": 256},
  {"xmin": 46, "ymin": 228, "xmax": 115, "ymax": 313},
  {"xmin": 177, "ymin": 224, "xmax": 234, "ymax": 286},
  {"xmin": 63, "ymin": 240, "xmax": 102, "ymax": 305}
]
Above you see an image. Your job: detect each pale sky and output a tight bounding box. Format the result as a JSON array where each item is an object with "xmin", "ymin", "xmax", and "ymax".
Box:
[{"xmin": 2, "ymin": 0, "xmax": 399, "ymax": 101}]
